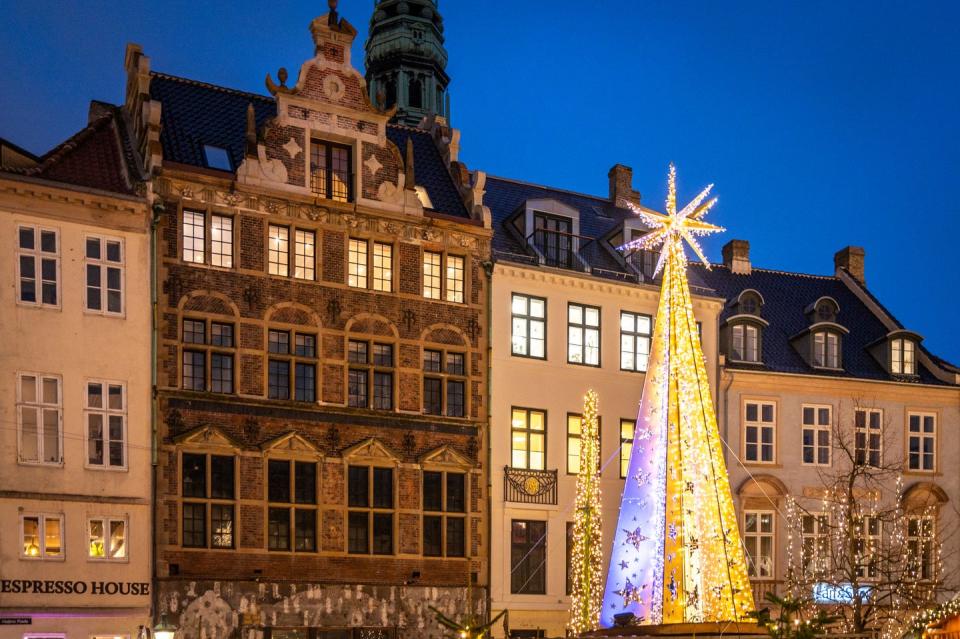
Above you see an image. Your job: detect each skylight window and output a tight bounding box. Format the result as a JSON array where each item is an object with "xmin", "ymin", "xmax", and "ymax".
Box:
[{"xmin": 203, "ymin": 145, "xmax": 232, "ymax": 171}]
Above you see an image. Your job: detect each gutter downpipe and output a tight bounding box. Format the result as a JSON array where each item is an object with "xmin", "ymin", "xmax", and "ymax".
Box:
[
  {"xmin": 483, "ymin": 258, "xmax": 495, "ymax": 632},
  {"xmin": 149, "ymin": 195, "xmax": 164, "ymax": 631}
]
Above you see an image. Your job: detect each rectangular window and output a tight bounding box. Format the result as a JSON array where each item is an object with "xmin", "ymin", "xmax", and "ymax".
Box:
[
  {"xmin": 802, "ymin": 405, "xmax": 832, "ymax": 466},
  {"xmin": 511, "ymin": 294, "xmax": 546, "ymax": 358},
  {"xmin": 908, "ymin": 412, "xmax": 936, "ymax": 471},
  {"xmin": 814, "ymin": 331, "xmax": 840, "ymax": 368},
  {"xmin": 17, "ymin": 225, "xmax": 59, "ymax": 306},
  {"xmin": 731, "ymin": 323, "xmax": 759, "ymax": 362},
  {"xmin": 620, "ymin": 311, "xmax": 652, "ymax": 372},
  {"xmin": 310, "ymin": 140, "xmax": 352, "ymax": 202},
  {"xmin": 568, "ymin": 303, "xmax": 600, "ymax": 366},
  {"xmin": 268, "ymin": 225, "xmax": 290, "ymax": 276},
  {"xmin": 268, "ymin": 507, "xmax": 291, "ymax": 551},
  {"xmin": 566, "ymin": 521, "xmax": 575, "ymax": 596},
  {"xmin": 855, "ymin": 408, "xmax": 882, "ymax": 467},
  {"xmin": 447, "ymin": 255, "xmax": 464, "ymax": 303},
  {"xmin": 907, "ymin": 516, "xmax": 936, "ymax": 581},
  {"xmin": 422, "ymin": 349, "xmax": 467, "ymax": 417},
  {"xmin": 268, "ymin": 360, "xmax": 291, "ymax": 400},
  {"xmin": 182, "ymin": 210, "xmax": 205, "ymax": 264},
  {"xmin": 181, "ymin": 453, "xmax": 235, "ymax": 548},
  {"xmin": 533, "ymin": 212, "xmax": 574, "ymax": 269},
  {"xmin": 211, "ymin": 215, "xmax": 233, "ymax": 268},
  {"xmin": 348, "ymin": 369, "xmax": 368, "ymax": 408},
  {"xmin": 182, "ymin": 351, "xmax": 206, "ymax": 391},
  {"xmin": 85, "ymin": 236, "xmax": 124, "ymax": 314},
  {"xmin": 422, "ymin": 471, "xmax": 467, "ymax": 557},
  {"xmin": 295, "ymin": 362, "xmax": 316, "ymax": 402},
  {"xmin": 511, "ymin": 408, "xmax": 546, "ymax": 470},
  {"xmin": 347, "ymin": 466, "xmax": 394, "ymax": 555},
  {"xmin": 800, "ymin": 513, "xmax": 829, "ymax": 577},
  {"xmin": 892, "ymin": 338, "xmax": 916, "ymax": 375},
  {"xmin": 211, "ymin": 353, "xmax": 234, "ymax": 394},
  {"xmin": 423, "ymin": 251, "xmax": 442, "ymax": 299},
  {"xmin": 181, "ymin": 319, "xmax": 235, "ymax": 394},
  {"xmin": 567, "ymin": 414, "xmax": 582, "ymax": 475},
  {"xmin": 511, "ymin": 519, "xmax": 546, "ymax": 594},
  {"xmin": 743, "ymin": 511, "xmax": 775, "ymax": 578},
  {"xmin": 88, "ymin": 518, "xmax": 127, "ymax": 560},
  {"xmin": 854, "ymin": 515, "xmax": 881, "ymax": 579},
  {"xmin": 294, "ymin": 229, "xmax": 315, "ymax": 280},
  {"xmin": 620, "ymin": 419, "xmax": 635, "ymax": 479},
  {"xmin": 17, "ymin": 373, "xmax": 62, "ymax": 464},
  {"xmin": 424, "ymin": 377, "xmax": 442, "ymax": 415},
  {"xmin": 85, "ymin": 381, "xmax": 125, "ymax": 469},
  {"xmin": 348, "ymin": 340, "xmax": 393, "ymax": 410},
  {"xmin": 372, "ymin": 242, "xmax": 392, "ymax": 292},
  {"xmin": 267, "ymin": 459, "xmax": 317, "ymax": 553},
  {"xmin": 744, "ymin": 401, "xmax": 776, "ymax": 463},
  {"xmin": 348, "ymin": 238, "xmax": 368, "ymax": 288},
  {"xmin": 21, "ymin": 513, "xmax": 63, "ymax": 559}
]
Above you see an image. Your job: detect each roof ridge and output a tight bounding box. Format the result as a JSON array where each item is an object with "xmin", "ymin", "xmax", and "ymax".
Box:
[
  {"xmin": 27, "ymin": 113, "xmax": 116, "ymax": 175},
  {"xmin": 694, "ymin": 262, "xmax": 837, "ymax": 281},
  {"xmin": 487, "ymin": 173, "xmax": 624, "ymax": 208},
  {"xmin": 151, "ymin": 71, "xmax": 274, "ymax": 104}
]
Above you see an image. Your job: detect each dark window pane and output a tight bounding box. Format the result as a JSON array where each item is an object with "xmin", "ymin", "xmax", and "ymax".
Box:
[
  {"xmin": 348, "ymin": 466, "xmax": 369, "ymax": 507},
  {"xmin": 182, "ymin": 453, "xmax": 206, "ymax": 498},
  {"xmin": 40, "ymin": 230, "xmax": 56, "ymax": 253},
  {"xmin": 268, "ymin": 359, "xmax": 290, "ymax": 400},
  {"xmin": 211, "ymin": 323, "xmax": 233, "ymax": 347},
  {"xmin": 373, "ymin": 467, "xmax": 393, "ymax": 509},
  {"xmin": 511, "ymin": 520, "xmax": 546, "ymax": 594},
  {"xmin": 183, "ymin": 319, "xmax": 205, "ymax": 344},
  {"xmin": 423, "ymin": 349, "xmax": 442, "ymax": 372},
  {"xmin": 373, "ymin": 343, "xmax": 393, "ymax": 367},
  {"xmin": 268, "ymin": 330, "xmax": 290, "ymax": 354},
  {"xmin": 295, "ymin": 334, "xmax": 316, "ymax": 357},
  {"xmin": 424, "ymin": 378, "xmax": 442, "ymax": 415},
  {"xmin": 295, "ymin": 509, "xmax": 316, "ymax": 552},
  {"xmin": 295, "ymin": 462, "xmax": 317, "ymax": 504},
  {"xmin": 348, "ymin": 512, "xmax": 368, "ymax": 554},
  {"xmin": 447, "ymin": 474, "xmax": 466, "ymax": 513},
  {"xmin": 348, "ymin": 340, "xmax": 367, "ymax": 364},
  {"xmin": 210, "ymin": 455, "xmax": 235, "ymax": 499},
  {"xmin": 182, "ymin": 503, "xmax": 206, "ymax": 547},
  {"xmin": 211, "ymin": 354, "xmax": 233, "ymax": 393},
  {"xmin": 423, "ymin": 515, "xmax": 442, "ymax": 556},
  {"xmin": 373, "ymin": 371, "xmax": 393, "ymax": 410},
  {"xmin": 423, "ymin": 472, "xmax": 443, "ymax": 511},
  {"xmin": 348, "ymin": 369, "xmax": 368, "ymax": 407},
  {"xmin": 447, "ymin": 380, "xmax": 465, "ymax": 417},
  {"xmin": 446, "ymin": 353, "xmax": 465, "ymax": 376},
  {"xmin": 211, "ymin": 504, "xmax": 234, "ymax": 548},
  {"xmin": 268, "ymin": 507, "xmax": 290, "ymax": 550},
  {"xmin": 269, "ymin": 460, "xmax": 291, "ymax": 503},
  {"xmin": 295, "ymin": 363, "xmax": 316, "ymax": 402},
  {"xmin": 372, "ymin": 513, "xmax": 393, "ymax": 554},
  {"xmin": 19, "ymin": 227, "xmax": 34, "ymax": 249},
  {"xmin": 446, "ymin": 517, "xmax": 465, "ymax": 557},
  {"xmin": 182, "ymin": 351, "xmax": 205, "ymax": 391}
]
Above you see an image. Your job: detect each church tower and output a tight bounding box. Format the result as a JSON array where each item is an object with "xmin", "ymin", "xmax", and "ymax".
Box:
[{"xmin": 364, "ymin": 0, "xmax": 450, "ymax": 126}]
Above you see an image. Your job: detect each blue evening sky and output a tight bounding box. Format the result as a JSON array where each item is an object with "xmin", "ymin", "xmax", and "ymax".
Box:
[{"xmin": 2, "ymin": 1, "xmax": 958, "ymax": 364}]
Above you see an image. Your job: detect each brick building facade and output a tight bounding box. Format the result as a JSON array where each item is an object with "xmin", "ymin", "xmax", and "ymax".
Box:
[{"xmin": 123, "ymin": 7, "xmax": 492, "ymax": 638}]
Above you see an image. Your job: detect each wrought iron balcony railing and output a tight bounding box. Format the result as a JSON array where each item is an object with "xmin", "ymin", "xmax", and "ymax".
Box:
[
  {"xmin": 525, "ymin": 228, "xmax": 592, "ymax": 272},
  {"xmin": 503, "ymin": 466, "xmax": 558, "ymax": 505}
]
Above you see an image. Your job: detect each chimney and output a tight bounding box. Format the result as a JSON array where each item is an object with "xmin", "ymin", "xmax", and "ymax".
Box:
[
  {"xmin": 834, "ymin": 246, "xmax": 866, "ymax": 285},
  {"xmin": 722, "ymin": 239, "xmax": 751, "ymax": 275},
  {"xmin": 608, "ymin": 164, "xmax": 641, "ymax": 207}
]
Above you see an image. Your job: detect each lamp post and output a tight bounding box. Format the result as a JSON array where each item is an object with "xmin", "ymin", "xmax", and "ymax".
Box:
[{"xmin": 153, "ymin": 612, "xmax": 178, "ymax": 639}]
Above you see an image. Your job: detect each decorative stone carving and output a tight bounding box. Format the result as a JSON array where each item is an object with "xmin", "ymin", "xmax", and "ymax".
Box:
[
  {"xmin": 363, "ymin": 154, "xmax": 383, "ymax": 177},
  {"xmin": 323, "ymin": 74, "xmax": 346, "ymax": 101},
  {"xmin": 236, "ymin": 144, "xmax": 288, "ymax": 186},
  {"xmin": 282, "ymin": 137, "xmax": 302, "ymax": 159}
]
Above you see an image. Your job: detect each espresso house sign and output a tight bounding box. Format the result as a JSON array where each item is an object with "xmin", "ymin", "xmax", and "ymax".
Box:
[{"xmin": 0, "ymin": 579, "xmax": 150, "ymax": 596}]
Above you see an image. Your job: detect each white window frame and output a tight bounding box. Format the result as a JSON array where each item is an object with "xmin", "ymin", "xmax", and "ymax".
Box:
[
  {"xmin": 731, "ymin": 323, "xmax": 759, "ymax": 363},
  {"xmin": 800, "ymin": 512, "xmax": 830, "ymax": 577},
  {"xmin": 84, "ymin": 380, "xmax": 128, "ymax": 471},
  {"xmin": 17, "ymin": 372, "xmax": 63, "ymax": 465},
  {"xmin": 855, "ymin": 408, "xmax": 883, "ymax": 467},
  {"xmin": 83, "ymin": 235, "xmax": 125, "ymax": 316},
  {"xmin": 907, "ymin": 515, "xmax": 937, "ymax": 581},
  {"xmin": 511, "ymin": 293, "xmax": 546, "ymax": 359},
  {"xmin": 907, "ymin": 411, "xmax": 937, "ymax": 472},
  {"xmin": 813, "ymin": 330, "xmax": 841, "ymax": 368},
  {"xmin": 422, "ymin": 251, "xmax": 465, "ymax": 303},
  {"xmin": 743, "ymin": 510, "xmax": 775, "ymax": 579},
  {"xmin": 423, "ymin": 251, "xmax": 441, "ymax": 299},
  {"xmin": 268, "ymin": 224, "xmax": 290, "ymax": 276},
  {"xmin": 446, "ymin": 254, "xmax": 464, "ymax": 303},
  {"xmin": 87, "ymin": 516, "xmax": 129, "ymax": 562},
  {"xmin": 372, "ymin": 241, "xmax": 393, "ymax": 292},
  {"xmin": 210, "ymin": 214, "xmax": 234, "ymax": 268},
  {"xmin": 19, "ymin": 513, "xmax": 65, "ymax": 560},
  {"xmin": 802, "ymin": 404, "xmax": 832, "ymax": 466},
  {"xmin": 16, "ymin": 223, "xmax": 60, "ymax": 308},
  {"xmin": 743, "ymin": 400, "xmax": 776, "ymax": 464},
  {"xmin": 620, "ymin": 311, "xmax": 652, "ymax": 372},
  {"xmin": 182, "ymin": 209, "xmax": 206, "ymax": 264},
  {"xmin": 854, "ymin": 515, "xmax": 881, "ymax": 580},
  {"xmin": 294, "ymin": 229, "xmax": 316, "ymax": 280},
  {"xmin": 567, "ymin": 303, "xmax": 600, "ymax": 366},
  {"xmin": 892, "ymin": 338, "xmax": 916, "ymax": 375}
]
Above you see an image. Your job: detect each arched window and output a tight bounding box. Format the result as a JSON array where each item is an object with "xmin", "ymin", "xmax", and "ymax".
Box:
[
  {"xmin": 409, "ymin": 77, "xmax": 423, "ymax": 109},
  {"xmin": 738, "ymin": 290, "xmax": 762, "ymax": 316},
  {"xmin": 815, "ymin": 297, "xmax": 839, "ymax": 323}
]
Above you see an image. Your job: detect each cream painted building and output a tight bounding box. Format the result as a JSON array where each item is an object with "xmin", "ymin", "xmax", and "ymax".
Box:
[{"xmin": 0, "ymin": 107, "xmax": 152, "ymax": 638}]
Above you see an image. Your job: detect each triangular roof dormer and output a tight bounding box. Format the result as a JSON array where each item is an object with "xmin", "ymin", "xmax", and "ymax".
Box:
[
  {"xmin": 419, "ymin": 445, "xmax": 472, "ymax": 469},
  {"xmin": 260, "ymin": 431, "xmax": 322, "ymax": 456},
  {"xmin": 173, "ymin": 424, "xmax": 242, "ymax": 450},
  {"xmin": 342, "ymin": 437, "xmax": 400, "ymax": 464}
]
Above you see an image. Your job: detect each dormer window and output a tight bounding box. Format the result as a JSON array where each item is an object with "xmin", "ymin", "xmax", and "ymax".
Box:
[
  {"xmin": 310, "ymin": 140, "xmax": 352, "ymax": 203},
  {"xmin": 739, "ymin": 291, "xmax": 762, "ymax": 316},
  {"xmin": 891, "ymin": 338, "xmax": 916, "ymax": 375},
  {"xmin": 732, "ymin": 324, "xmax": 760, "ymax": 363},
  {"xmin": 533, "ymin": 212, "xmax": 574, "ymax": 269},
  {"xmin": 815, "ymin": 298, "xmax": 839, "ymax": 323},
  {"xmin": 203, "ymin": 145, "xmax": 232, "ymax": 171},
  {"xmin": 813, "ymin": 331, "xmax": 840, "ymax": 369}
]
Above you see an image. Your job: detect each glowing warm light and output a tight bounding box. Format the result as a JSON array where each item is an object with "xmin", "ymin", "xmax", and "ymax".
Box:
[
  {"xmin": 567, "ymin": 389, "xmax": 604, "ymax": 635},
  {"xmin": 601, "ymin": 166, "xmax": 754, "ymax": 626}
]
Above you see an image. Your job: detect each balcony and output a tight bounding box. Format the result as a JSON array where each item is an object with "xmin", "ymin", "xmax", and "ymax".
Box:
[
  {"xmin": 526, "ymin": 228, "xmax": 592, "ymax": 272},
  {"xmin": 624, "ymin": 246, "xmax": 661, "ymax": 282},
  {"xmin": 503, "ymin": 467, "xmax": 558, "ymax": 505},
  {"xmin": 750, "ymin": 579, "xmax": 784, "ymax": 606}
]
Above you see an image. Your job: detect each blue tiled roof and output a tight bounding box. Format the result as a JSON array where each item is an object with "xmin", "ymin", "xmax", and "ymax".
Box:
[
  {"xmin": 148, "ymin": 73, "xmax": 467, "ymax": 218},
  {"xmin": 485, "ymin": 175, "xmax": 956, "ymax": 386}
]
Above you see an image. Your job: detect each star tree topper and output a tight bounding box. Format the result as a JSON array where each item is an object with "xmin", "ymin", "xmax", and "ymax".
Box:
[{"xmin": 619, "ymin": 164, "xmax": 724, "ymax": 276}]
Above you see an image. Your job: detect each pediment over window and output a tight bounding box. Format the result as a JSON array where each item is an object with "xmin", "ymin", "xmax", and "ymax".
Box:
[
  {"xmin": 902, "ymin": 481, "xmax": 949, "ymax": 510},
  {"xmin": 259, "ymin": 431, "xmax": 322, "ymax": 456},
  {"xmin": 173, "ymin": 424, "xmax": 242, "ymax": 450},
  {"xmin": 342, "ymin": 437, "xmax": 400, "ymax": 463},
  {"xmin": 736, "ymin": 474, "xmax": 787, "ymax": 509},
  {"xmin": 419, "ymin": 445, "xmax": 472, "ymax": 469}
]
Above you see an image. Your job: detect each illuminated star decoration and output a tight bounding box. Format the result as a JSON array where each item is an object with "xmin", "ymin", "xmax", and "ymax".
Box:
[
  {"xmin": 618, "ymin": 163, "xmax": 724, "ymax": 277},
  {"xmin": 623, "ymin": 527, "xmax": 649, "ymax": 550},
  {"xmin": 615, "ymin": 578, "xmax": 646, "ymax": 607}
]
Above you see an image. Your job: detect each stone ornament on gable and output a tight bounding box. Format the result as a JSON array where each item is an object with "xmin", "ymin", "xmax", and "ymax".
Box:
[
  {"xmin": 363, "ymin": 154, "xmax": 383, "ymax": 177},
  {"xmin": 282, "ymin": 137, "xmax": 302, "ymax": 159},
  {"xmin": 323, "ymin": 74, "xmax": 346, "ymax": 101}
]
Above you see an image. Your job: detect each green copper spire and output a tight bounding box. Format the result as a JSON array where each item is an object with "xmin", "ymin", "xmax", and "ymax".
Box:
[{"xmin": 364, "ymin": 0, "xmax": 450, "ymax": 126}]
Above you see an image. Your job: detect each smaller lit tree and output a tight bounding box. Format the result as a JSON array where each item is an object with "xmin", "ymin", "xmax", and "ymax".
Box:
[{"xmin": 568, "ymin": 389, "xmax": 604, "ymax": 636}]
